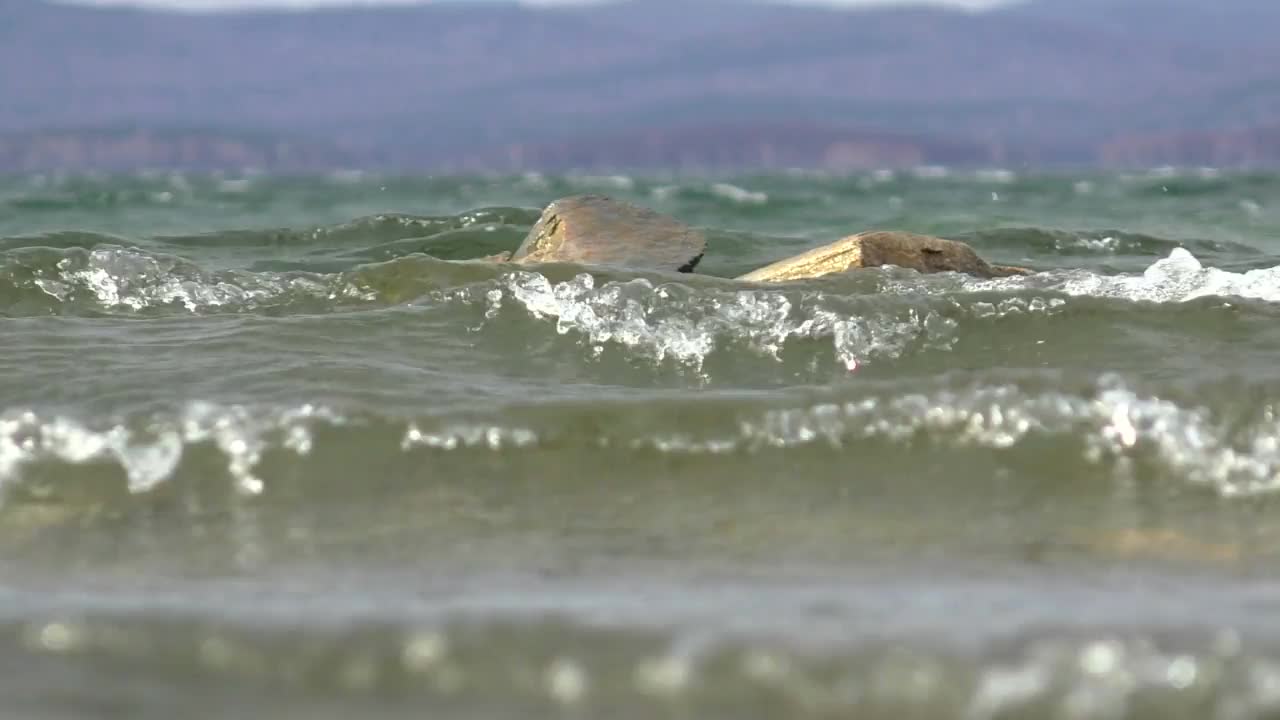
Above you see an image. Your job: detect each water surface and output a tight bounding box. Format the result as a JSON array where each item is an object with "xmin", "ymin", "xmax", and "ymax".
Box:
[{"xmin": 3, "ymin": 169, "xmax": 1280, "ymax": 719}]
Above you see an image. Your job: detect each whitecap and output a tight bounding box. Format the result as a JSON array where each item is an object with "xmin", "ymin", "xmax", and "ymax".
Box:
[
  {"xmin": 0, "ymin": 403, "xmax": 342, "ymax": 497},
  {"xmin": 672, "ymin": 378, "xmax": 1280, "ymax": 497},
  {"xmin": 392, "ymin": 376, "xmax": 1280, "ymax": 498},
  {"xmin": 1059, "ymin": 248, "xmax": 1280, "ymax": 303},
  {"xmin": 484, "ymin": 271, "xmax": 956, "ymax": 373},
  {"xmin": 1052, "ymin": 235, "xmax": 1121, "ymax": 253},
  {"xmin": 28, "ymin": 245, "xmax": 373, "ymax": 312},
  {"xmin": 709, "ymin": 183, "xmax": 768, "ymax": 205},
  {"xmin": 951, "ymin": 249, "xmax": 1280, "ymax": 305}
]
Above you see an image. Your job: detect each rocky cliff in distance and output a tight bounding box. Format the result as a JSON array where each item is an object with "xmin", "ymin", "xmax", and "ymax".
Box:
[
  {"xmin": 443, "ymin": 125, "xmax": 1001, "ymax": 173},
  {"xmin": 12, "ymin": 124, "xmax": 1280, "ymax": 174},
  {"xmin": 0, "ymin": 129, "xmax": 354, "ymax": 173},
  {"xmin": 1100, "ymin": 127, "xmax": 1280, "ymax": 169}
]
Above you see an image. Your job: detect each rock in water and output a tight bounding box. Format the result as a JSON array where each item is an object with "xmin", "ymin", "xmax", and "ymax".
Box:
[
  {"xmin": 511, "ymin": 195, "xmax": 705, "ymax": 273},
  {"xmin": 736, "ymin": 231, "xmax": 1031, "ymax": 282}
]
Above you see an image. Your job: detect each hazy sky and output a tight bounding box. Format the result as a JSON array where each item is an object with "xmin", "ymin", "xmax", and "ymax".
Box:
[{"xmin": 76, "ymin": 0, "xmax": 1011, "ymax": 10}]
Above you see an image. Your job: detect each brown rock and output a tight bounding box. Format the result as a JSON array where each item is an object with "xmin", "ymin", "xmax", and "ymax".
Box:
[
  {"xmin": 511, "ymin": 195, "xmax": 705, "ymax": 273},
  {"xmin": 736, "ymin": 231, "xmax": 1031, "ymax": 282}
]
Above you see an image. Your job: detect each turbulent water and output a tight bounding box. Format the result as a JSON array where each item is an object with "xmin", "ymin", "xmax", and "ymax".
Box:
[{"xmin": 3, "ymin": 169, "xmax": 1280, "ymax": 719}]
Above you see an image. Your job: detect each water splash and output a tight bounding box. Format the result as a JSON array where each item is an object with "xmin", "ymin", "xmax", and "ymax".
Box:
[
  {"xmin": 720, "ymin": 379, "xmax": 1280, "ymax": 497},
  {"xmin": 0, "ymin": 403, "xmax": 339, "ymax": 496},
  {"xmin": 399, "ymin": 377, "xmax": 1280, "ymax": 499},
  {"xmin": 6, "ymin": 245, "xmax": 377, "ymax": 313},
  {"xmin": 1059, "ymin": 248, "xmax": 1280, "ymax": 303},
  {"xmin": 480, "ymin": 270, "xmax": 958, "ymax": 373},
  {"xmin": 3, "ymin": 377, "xmax": 1280, "ymax": 499},
  {"xmin": 948, "ymin": 248, "xmax": 1280, "ymax": 304}
]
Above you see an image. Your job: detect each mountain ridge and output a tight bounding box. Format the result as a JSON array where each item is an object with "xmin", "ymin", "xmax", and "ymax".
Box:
[{"xmin": 5, "ymin": 0, "xmax": 1280, "ymax": 170}]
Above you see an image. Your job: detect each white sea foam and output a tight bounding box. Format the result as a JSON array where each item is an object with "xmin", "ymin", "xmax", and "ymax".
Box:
[
  {"xmin": 1052, "ymin": 235, "xmax": 1122, "ymax": 253},
  {"xmin": 401, "ymin": 422, "xmax": 538, "ymax": 451},
  {"xmin": 730, "ymin": 379, "xmax": 1280, "ymax": 497},
  {"xmin": 487, "ymin": 271, "xmax": 957, "ymax": 372},
  {"xmin": 953, "ymin": 248, "xmax": 1280, "ymax": 304},
  {"xmin": 30, "ymin": 246, "xmax": 373, "ymax": 312},
  {"xmin": 1056, "ymin": 248, "xmax": 1280, "ymax": 303},
  {"xmin": 0, "ymin": 403, "xmax": 339, "ymax": 496},
  {"xmin": 709, "ymin": 183, "xmax": 768, "ymax": 205},
  {"xmin": 542, "ymin": 378, "xmax": 1277, "ymax": 498},
  {"xmin": 390, "ymin": 377, "xmax": 1280, "ymax": 499},
  {"xmin": 4, "ymin": 379, "xmax": 1279, "ymax": 498}
]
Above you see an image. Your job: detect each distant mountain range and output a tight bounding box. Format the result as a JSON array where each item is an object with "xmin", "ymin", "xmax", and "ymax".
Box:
[{"xmin": 4, "ymin": 0, "xmax": 1280, "ymax": 171}]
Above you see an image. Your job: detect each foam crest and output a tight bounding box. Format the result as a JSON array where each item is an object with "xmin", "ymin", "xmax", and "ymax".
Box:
[
  {"xmin": 401, "ymin": 422, "xmax": 538, "ymax": 451},
  {"xmin": 16, "ymin": 245, "xmax": 375, "ymax": 312},
  {"xmin": 709, "ymin": 182, "xmax": 769, "ymax": 205},
  {"xmin": 387, "ymin": 377, "xmax": 1280, "ymax": 497},
  {"xmin": 486, "ymin": 270, "xmax": 957, "ymax": 372},
  {"xmin": 964, "ymin": 249, "xmax": 1280, "ymax": 304},
  {"xmin": 1053, "ymin": 234, "xmax": 1123, "ymax": 253},
  {"xmin": 0, "ymin": 403, "xmax": 340, "ymax": 496},
  {"xmin": 734, "ymin": 379, "xmax": 1280, "ymax": 497},
  {"xmin": 965, "ymin": 296, "xmax": 1067, "ymax": 319},
  {"xmin": 1060, "ymin": 248, "xmax": 1280, "ymax": 303},
  {"xmin": 4, "ymin": 380, "xmax": 1280, "ymax": 499}
]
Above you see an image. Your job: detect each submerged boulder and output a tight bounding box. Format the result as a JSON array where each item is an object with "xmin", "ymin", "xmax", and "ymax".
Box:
[
  {"xmin": 510, "ymin": 194, "xmax": 705, "ymax": 273},
  {"xmin": 497, "ymin": 196, "xmax": 1029, "ymax": 282},
  {"xmin": 736, "ymin": 231, "xmax": 1031, "ymax": 282}
]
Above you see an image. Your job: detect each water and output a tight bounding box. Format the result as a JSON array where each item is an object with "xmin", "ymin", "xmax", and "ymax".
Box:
[{"xmin": 3, "ymin": 169, "xmax": 1280, "ymax": 719}]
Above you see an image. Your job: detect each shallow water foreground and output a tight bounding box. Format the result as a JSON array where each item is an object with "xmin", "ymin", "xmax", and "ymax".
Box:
[{"xmin": 2, "ymin": 171, "xmax": 1280, "ymax": 719}]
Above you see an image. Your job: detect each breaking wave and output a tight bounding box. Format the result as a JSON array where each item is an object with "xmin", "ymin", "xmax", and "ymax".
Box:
[{"xmin": 5, "ymin": 373, "xmax": 1280, "ymax": 502}]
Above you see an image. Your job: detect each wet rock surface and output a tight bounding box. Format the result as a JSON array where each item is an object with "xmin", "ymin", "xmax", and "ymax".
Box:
[
  {"xmin": 510, "ymin": 195, "xmax": 706, "ymax": 273},
  {"xmin": 737, "ymin": 230, "xmax": 1032, "ymax": 282}
]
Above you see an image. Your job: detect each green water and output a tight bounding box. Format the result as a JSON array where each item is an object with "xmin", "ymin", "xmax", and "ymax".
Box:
[{"xmin": 3, "ymin": 169, "xmax": 1280, "ymax": 719}]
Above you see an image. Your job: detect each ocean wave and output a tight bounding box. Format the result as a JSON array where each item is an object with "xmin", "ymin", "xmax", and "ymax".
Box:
[
  {"xmin": 4, "ymin": 375, "xmax": 1280, "ymax": 501},
  {"xmin": 5, "ymin": 243, "xmax": 1280, "ymax": 391},
  {"xmin": 470, "ymin": 270, "xmax": 958, "ymax": 373},
  {"xmin": 155, "ymin": 207, "xmax": 535, "ymax": 260},
  {"xmin": 0, "ymin": 245, "xmax": 530, "ymax": 315},
  {"xmin": 0, "ymin": 402, "xmax": 341, "ymax": 497},
  {"xmin": 1055, "ymin": 248, "xmax": 1280, "ymax": 303},
  {"xmin": 957, "ymin": 227, "xmax": 1258, "ymax": 260},
  {"xmin": 5, "ymin": 198, "xmax": 1279, "ymax": 315},
  {"xmin": 873, "ymin": 248, "xmax": 1280, "ymax": 305},
  {"xmin": 0, "ymin": 245, "xmax": 376, "ymax": 314},
  {"xmin": 709, "ymin": 182, "xmax": 769, "ymax": 205},
  {"xmin": 445, "ymin": 249, "xmax": 1280, "ymax": 380}
]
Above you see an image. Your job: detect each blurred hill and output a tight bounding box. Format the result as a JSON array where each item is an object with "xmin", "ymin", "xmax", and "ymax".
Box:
[{"xmin": 3, "ymin": 0, "xmax": 1280, "ymax": 171}]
